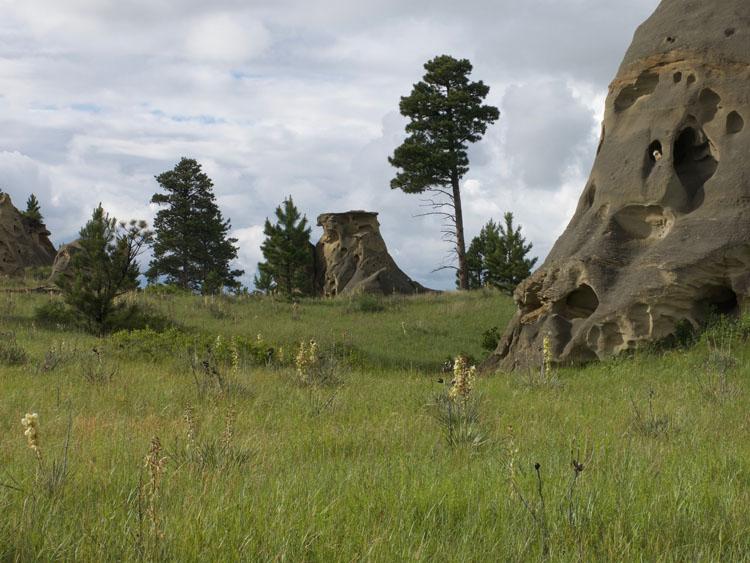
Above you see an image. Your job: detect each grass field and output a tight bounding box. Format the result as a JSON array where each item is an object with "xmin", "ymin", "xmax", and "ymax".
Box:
[{"xmin": 2, "ymin": 286, "xmax": 750, "ymax": 561}]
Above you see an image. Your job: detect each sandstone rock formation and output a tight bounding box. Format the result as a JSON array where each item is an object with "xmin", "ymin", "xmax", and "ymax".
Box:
[
  {"xmin": 0, "ymin": 193, "xmax": 56, "ymax": 276},
  {"xmin": 486, "ymin": 0, "xmax": 750, "ymax": 371},
  {"xmin": 49, "ymin": 240, "xmax": 81, "ymax": 285},
  {"xmin": 314, "ymin": 211, "xmax": 427, "ymax": 296}
]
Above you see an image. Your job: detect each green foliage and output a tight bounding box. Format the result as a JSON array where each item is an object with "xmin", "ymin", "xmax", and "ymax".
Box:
[
  {"xmin": 21, "ymin": 193, "xmax": 43, "ymax": 226},
  {"xmin": 255, "ymin": 196, "xmax": 313, "ymax": 297},
  {"xmin": 462, "ymin": 212, "xmax": 537, "ymax": 293},
  {"xmin": 480, "ymin": 325, "xmax": 501, "ymax": 351},
  {"xmin": 58, "ymin": 205, "xmax": 152, "ymax": 335},
  {"xmin": 147, "ymin": 158, "xmax": 243, "ymax": 294},
  {"xmin": 389, "ymin": 55, "xmax": 499, "ymax": 290},
  {"xmin": 347, "ymin": 292, "xmax": 386, "ymax": 313}
]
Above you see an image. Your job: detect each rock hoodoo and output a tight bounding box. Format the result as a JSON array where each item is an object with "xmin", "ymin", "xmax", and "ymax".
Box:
[
  {"xmin": 49, "ymin": 240, "xmax": 81, "ymax": 285},
  {"xmin": 314, "ymin": 211, "xmax": 427, "ymax": 296},
  {"xmin": 0, "ymin": 193, "xmax": 56, "ymax": 276},
  {"xmin": 487, "ymin": 0, "xmax": 750, "ymax": 371}
]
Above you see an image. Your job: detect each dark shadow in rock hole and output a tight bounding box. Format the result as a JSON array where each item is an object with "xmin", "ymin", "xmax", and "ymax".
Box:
[
  {"xmin": 643, "ymin": 140, "xmax": 662, "ymax": 178},
  {"xmin": 726, "ymin": 111, "xmax": 744, "ymax": 134},
  {"xmin": 563, "ymin": 284, "xmax": 599, "ymax": 319},
  {"xmin": 673, "ymin": 126, "xmax": 718, "ymax": 211},
  {"xmin": 699, "ymin": 286, "xmax": 739, "ymax": 317},
  {"xmin": 614, "ymin": 71, "xmax": 659, "ymax": 113},
  {"xmin": 673, "ymin": 72, "xmax": 682, "ymax": 83},
  {"xmin": 697, "ymin": 88, "xmax": 721, "ymax": 123}
]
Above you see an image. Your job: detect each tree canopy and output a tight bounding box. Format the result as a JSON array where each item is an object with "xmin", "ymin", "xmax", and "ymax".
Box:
[
  {"xmin": 462, "ymin": 212, "xmax": 537, "ymax": 293},
  {"xmin": 147, "ymin": 158, "xmax": 243, "ymax": 293},
  {"xmin": 389, "ymin": 55, "xmax": 499, "ymax": 290},
  {"xmin": 255, "ymin": 196, "xmax": 314, "ymax": 297}
]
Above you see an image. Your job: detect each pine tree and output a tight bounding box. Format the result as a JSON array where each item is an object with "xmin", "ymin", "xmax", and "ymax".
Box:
[
  {"xmin": 147, "ymin": 158, "xmax": 243, "ymax": 293},
  {"xmin": 255, "ymin": 196, "xmax": 313, "ymax": 297},
  {"xmin": 459, "ymin": 219, "xmax": 501, "ymax": 289},
  {"xmin": 485, "ymin": 212, "xmax": 537, "ymax": 294},
  {"xmin": 60, "ymin": 204, "xmax": 152, "ymax": 335},
  {"xmin": 389, "ymin": 55, "xmax": 499, "ymax": 290},
  {"xmin": 22, "ymin": 194, "xmax": 43, "ymax": 226}
]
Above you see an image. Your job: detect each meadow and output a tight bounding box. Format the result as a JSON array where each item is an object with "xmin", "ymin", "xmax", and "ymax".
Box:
[{"xmin": 1, "ymin": 285, "xmax": 750, "ymax": 561}]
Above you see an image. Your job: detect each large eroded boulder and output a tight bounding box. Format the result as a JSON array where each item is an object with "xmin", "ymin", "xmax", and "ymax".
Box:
[
  {"xmin": 0, "ymin": 193, "xmax": 56, "ymax": 276},
  {"xmin": 314, "ymin": 211, "xmax": 427, "ymax": 296},
  {"xmin": 487, "ymin": 0, "xmax": 750, "ymax": 371}
]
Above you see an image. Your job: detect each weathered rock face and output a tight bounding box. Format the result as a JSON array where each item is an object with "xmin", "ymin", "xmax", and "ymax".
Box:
[
  {"xmin": 487, "ymin": 0, "xmax": 750, "ymax": 371},
  {"xmin": 314, "ymin": 211, "xmax": 427, "ymax": 296},
  {"xmin": 0, "ymin": 193, "xmax": 56, "ymax": 276},
  {"xmin": 49, "ymin": 240, "xmax": 81, "ymax": 285}
]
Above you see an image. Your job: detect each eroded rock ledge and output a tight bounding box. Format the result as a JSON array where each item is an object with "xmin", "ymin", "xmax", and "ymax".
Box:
[{"xmin": 485, "ymin": 0, "xmax": 750, "ymax": 371}]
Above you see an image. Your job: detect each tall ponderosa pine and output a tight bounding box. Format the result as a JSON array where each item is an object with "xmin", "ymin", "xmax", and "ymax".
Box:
[
  {"xmin": 22, "ymin": 194, "xmax": 43, "ymax": 226},
  {"xmin": 60, "ymin": 204, "xmax": 152, "ymax": 335},
  {"xmin": 389, "ymin": 55, "xmax": 499, "ymax": 290},
  {"xmin": 463, "ymin": 212, "xmax": 537, "ymax": 294},
  {"xmin": 147, "ymin": 158, "xmax": 243, "ymax": 293},
  {"xmin": 255, "ymin": 197, "xmax": 313, "ymax": 297}
]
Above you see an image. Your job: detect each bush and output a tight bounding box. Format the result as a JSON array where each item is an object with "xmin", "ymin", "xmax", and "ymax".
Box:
[
  {"xmin": 348, "ymin": 293, "xmax": 385, "ymax": 313},
  {"xmin": 34, "ymin": 300, "xmax": 80, "ymax": 330},
  {"xmin": 34, "ymin": 300, "xmax": 173, "ymax": 333},
  {"xmin": 480, "ymin": 326, "xmax": 501, "ymax": 351},
  {"xmin": 0, "ymin": 333, "xmax": 29, "ymax": 366}
]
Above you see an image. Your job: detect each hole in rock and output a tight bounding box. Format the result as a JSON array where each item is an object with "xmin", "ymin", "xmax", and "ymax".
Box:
[
  {"xmin": 563, "ymin": 284, "xmax": 599, "ymax": 319},
  {"xmin": 614, "ymin": 71, "xmax": 659, "ymax": 113},
  {"xmin": 687, "ymin": 74, "xmax": 696, "ymax": 86},
  {"xmin": 725, "ymin": 28, "xmax": 736, "ymax": 37},
  {"xmin": 699, "ymin": 286, "xmax": 739, "ymax": 317},
  {"xmin": 643, "ymin": 140, "xmax": 663, "ymax": 177},
  {"xmin": 697, "ymin": 88, "xmax": 721, "ymax": 123},
  {"xmin": 726, "ymin": 111, "xmax": 744, "ymax": 134},
  {"xmin": 666, "ymin": 36, "xmax": 675, "ymax": 43},
  {"xmin": 673, "ymin": 126, "xmax": 718, "ymax": 210},
  {"xmin": 584, "ymin": 183, "xmax": 596, "ymax": 209},
  {"xmin": 612, "ymin": 205, "xmax": 673, "ymax": 240},
  {"xmin": 673, "ymin": 72, "xmax": 682, "ymax": 83}
]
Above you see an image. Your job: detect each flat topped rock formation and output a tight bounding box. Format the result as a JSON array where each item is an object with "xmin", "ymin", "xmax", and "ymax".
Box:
[
  {"xmin": 0, "ymin": 193, "xmax": 56, "ymax": 276},
  {"xmin": 486, "ymin": 0, "xmax": 750, "ymax": 371},
  {"xmin": 315, "ymin": 211, "xmax": 428, "ymax": 296}
]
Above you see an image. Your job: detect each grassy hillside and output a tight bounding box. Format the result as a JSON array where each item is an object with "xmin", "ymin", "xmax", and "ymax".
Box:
[{"xmin": 1, "ymin": 287, "xmax": 750, "ymax": 561}]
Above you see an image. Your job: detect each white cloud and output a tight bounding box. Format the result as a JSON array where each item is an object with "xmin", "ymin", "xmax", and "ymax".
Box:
[{"xmin": 0, "ymin": 0, "xmax": 662, "ymax": 289}]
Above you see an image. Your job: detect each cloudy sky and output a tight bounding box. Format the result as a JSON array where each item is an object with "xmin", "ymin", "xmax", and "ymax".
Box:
[{"xmin": 0, "ymin": 0, "xmax": 660, "ymax": 289}]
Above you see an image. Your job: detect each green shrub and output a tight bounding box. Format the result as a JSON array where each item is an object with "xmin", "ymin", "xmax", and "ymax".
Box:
[
  {"xmin": 480, "ymin": 326, "xmax": 501, "ymax": 351},
  {"xmin": 34, "ymin": 300, "xmax": 80, "ymax": 330},
  {"xmin": 348, "ymin": 293, "xmax": 385, "ymax": 313}
]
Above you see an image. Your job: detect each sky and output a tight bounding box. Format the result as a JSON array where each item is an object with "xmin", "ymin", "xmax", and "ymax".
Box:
[{"xmin": 0, "ymin": 0, "xmax": 661, "ymax": 289}]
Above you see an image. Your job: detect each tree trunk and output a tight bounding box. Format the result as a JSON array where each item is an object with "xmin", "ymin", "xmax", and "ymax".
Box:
[{"xmin": 451, "ymin": 170, "xmax": 469, "ymax": 290}]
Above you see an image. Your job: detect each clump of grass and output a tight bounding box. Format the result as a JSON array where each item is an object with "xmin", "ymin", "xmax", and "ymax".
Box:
[
  {"xmin": 20, "ymin": 411, "xmax": 72, "ymax": 496},
  {"xmin": 170, "ymin": 405, "xmax": 251, "ymax": 472},
  {"xmin": 430, "ymin": 355, "xmax": 485, "ymax": 449},
  {"xmin": 37, "ymin": 340, "xmax": 79, "ymax": 373},
  {"xmin": 82, "ymin": 348, "xmax": 118, "ymax": 384},
  {"xmin": 628, "ymin": 390, "xmax": 674, "ymax": 438},
  {"xmin": 136, "ymin": 436, "xmax": 167, "ymax": 560},
  {"xmin": 0, "ymin": 333, "xmax": 29, "ymax": 366},
  {"xmin": 347, "ymin": 292, "xmax": 385, "ymax": 313}
]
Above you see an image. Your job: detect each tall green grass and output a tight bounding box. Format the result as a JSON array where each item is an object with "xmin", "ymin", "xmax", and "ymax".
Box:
[{"xmin": 1, "ymin": 287, "xmax": 749, "ymax": 560}]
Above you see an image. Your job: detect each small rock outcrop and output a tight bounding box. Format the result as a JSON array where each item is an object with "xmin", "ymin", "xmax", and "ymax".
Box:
[
  {"xmin": 49, "ymin": 241, "xmax": 81, "ymax": 285},
  {"xmin": 314, "ymin": 211, "xmax": 427, "ymax": 296},
  {"xmin": 0, "ymin": 193, "xmax": 56, "ymax": 276},
  {"xmin": 486, "ymin": 0, "xmax": 750, "ymax": 371}
]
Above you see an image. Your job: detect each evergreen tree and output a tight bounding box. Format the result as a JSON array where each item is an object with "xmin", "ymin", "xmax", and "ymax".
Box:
[
  {"xmin": 485, "ymin": 212, "xmax": 537, "ymax": 294},
  {"xmin": 147, "ymin": 158, "xmax": 243, "ymax": 293},
  {"xmin": 459, "ymin": 219, "xmax": 501, "ymax": 289},
  {"xmin": 255, "ymin": 197, "xmax": 313, "ymax": 297},
  {"xmin": 389, "ymin": 55, "xmax": 499, "ymax": 290},
  {"xmin": 60, "ymin": 204, "xmax": 152, "ymax": 335},
  {"xmin": 22, "ymin": 194, "xmax": 43, "ymax": 226}
]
